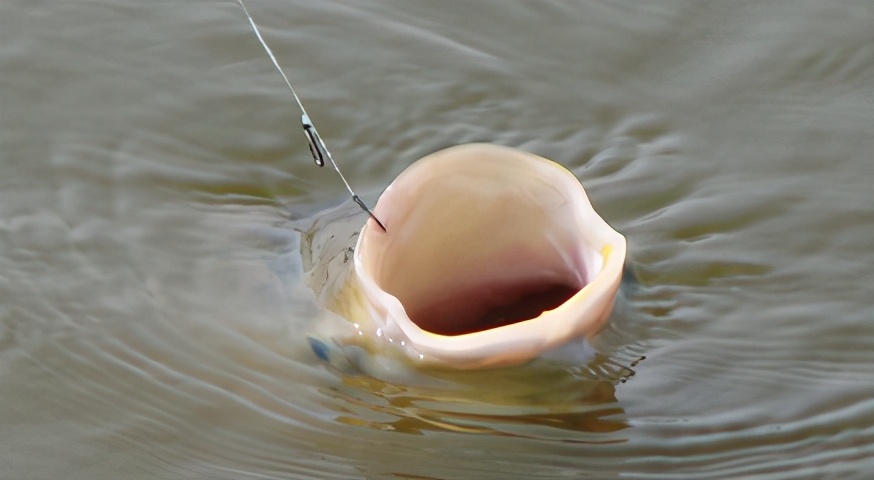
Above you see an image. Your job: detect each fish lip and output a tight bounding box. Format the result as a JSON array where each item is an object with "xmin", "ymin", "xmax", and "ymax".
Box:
[
  {"xmin": 352, "ymin": 143, "xmax": 626, "ymax": 368},
  {"xmin": 353, "ymin": 234, "xmax": 625, "ymax": 369}
]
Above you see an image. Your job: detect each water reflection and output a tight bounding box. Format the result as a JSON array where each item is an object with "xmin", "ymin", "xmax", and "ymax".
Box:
[{"xmin": 329, "ymin": 362, "xmax": 629, "ymax": 439}]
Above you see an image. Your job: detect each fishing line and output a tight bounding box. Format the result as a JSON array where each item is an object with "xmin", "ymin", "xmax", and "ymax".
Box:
[{"xmin": 236, "ymin": 0, "xmax": 387, "ymax": 232}]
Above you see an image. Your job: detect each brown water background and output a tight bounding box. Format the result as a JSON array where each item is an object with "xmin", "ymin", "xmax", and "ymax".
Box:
[{"xmin": 2, "ymin": 1, "xmax": 874, "ymax": 478}]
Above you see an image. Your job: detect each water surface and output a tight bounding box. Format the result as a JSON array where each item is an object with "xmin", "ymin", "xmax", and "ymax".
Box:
[{"xmin": 2, "ymin": 1, "xmax": 874, "ymax": 478}]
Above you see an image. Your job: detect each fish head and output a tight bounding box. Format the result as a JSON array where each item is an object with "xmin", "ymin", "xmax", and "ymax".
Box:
[{"xmin": 347, "ymin": 143, "xmax": 626, "ymax": 369}]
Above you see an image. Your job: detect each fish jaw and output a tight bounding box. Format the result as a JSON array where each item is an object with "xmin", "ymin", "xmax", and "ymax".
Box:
[{"xmin": 347, "ymin": 143, "xmax": 625, "ymax": 369}]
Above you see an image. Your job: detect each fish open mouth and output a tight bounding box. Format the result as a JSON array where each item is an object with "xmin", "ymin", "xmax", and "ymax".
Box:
[{"xmin": 355, "ymin": 144, "xmax": 611, "ymax": 339}]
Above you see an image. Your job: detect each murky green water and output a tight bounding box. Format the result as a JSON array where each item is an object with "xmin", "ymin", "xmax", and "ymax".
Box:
[{"xmin": 2, "ymin": 1, "xmax": 874, "ymax": 478}]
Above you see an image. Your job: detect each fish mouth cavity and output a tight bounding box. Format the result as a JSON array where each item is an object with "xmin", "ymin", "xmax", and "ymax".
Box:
[
  {"xmin": 374, "ymin": 231, "xmax": 595, "ymax": 337},
  {"xmin": 356, "ymin": 147, "xmax": 602, "ymax": 338},
  {"xmin": 409, "ymin": 281, "xmax": 583, "ymax": 336}
]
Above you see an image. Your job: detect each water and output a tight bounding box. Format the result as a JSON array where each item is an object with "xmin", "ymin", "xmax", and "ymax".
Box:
[{"xmin": 2, "ymin": 0, "xmax": 874, "ymax": 478}]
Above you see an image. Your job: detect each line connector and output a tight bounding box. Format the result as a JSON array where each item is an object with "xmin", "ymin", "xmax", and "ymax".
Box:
[{"xmin": 236, "ymin": 0, "xmax": 387, "ymax": 233}]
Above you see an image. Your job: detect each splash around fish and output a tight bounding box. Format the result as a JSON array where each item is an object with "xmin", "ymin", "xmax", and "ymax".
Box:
[{"xmin": 303, "ymin": 143, "xmax": 625, "ymax": 370}]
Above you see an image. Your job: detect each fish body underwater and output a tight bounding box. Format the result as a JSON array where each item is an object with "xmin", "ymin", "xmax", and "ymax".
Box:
[{"xmin": 303, "ymin": 143, "xmax": 625, "ymax": 370}]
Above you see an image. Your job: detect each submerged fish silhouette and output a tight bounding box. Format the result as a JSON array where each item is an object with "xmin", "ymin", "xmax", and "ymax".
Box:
[{"xmin": 308, "ymin": 143, "xmax": 625, "ymax": 369}]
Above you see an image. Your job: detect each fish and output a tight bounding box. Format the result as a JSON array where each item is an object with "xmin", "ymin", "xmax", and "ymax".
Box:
[
  {"xmin": 234, "ymin": 1, "xmax": 625, "ymax": 371},
  {"xmin": 304, "ymin": 143, "xmax": 626, "ymax": 370}
]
